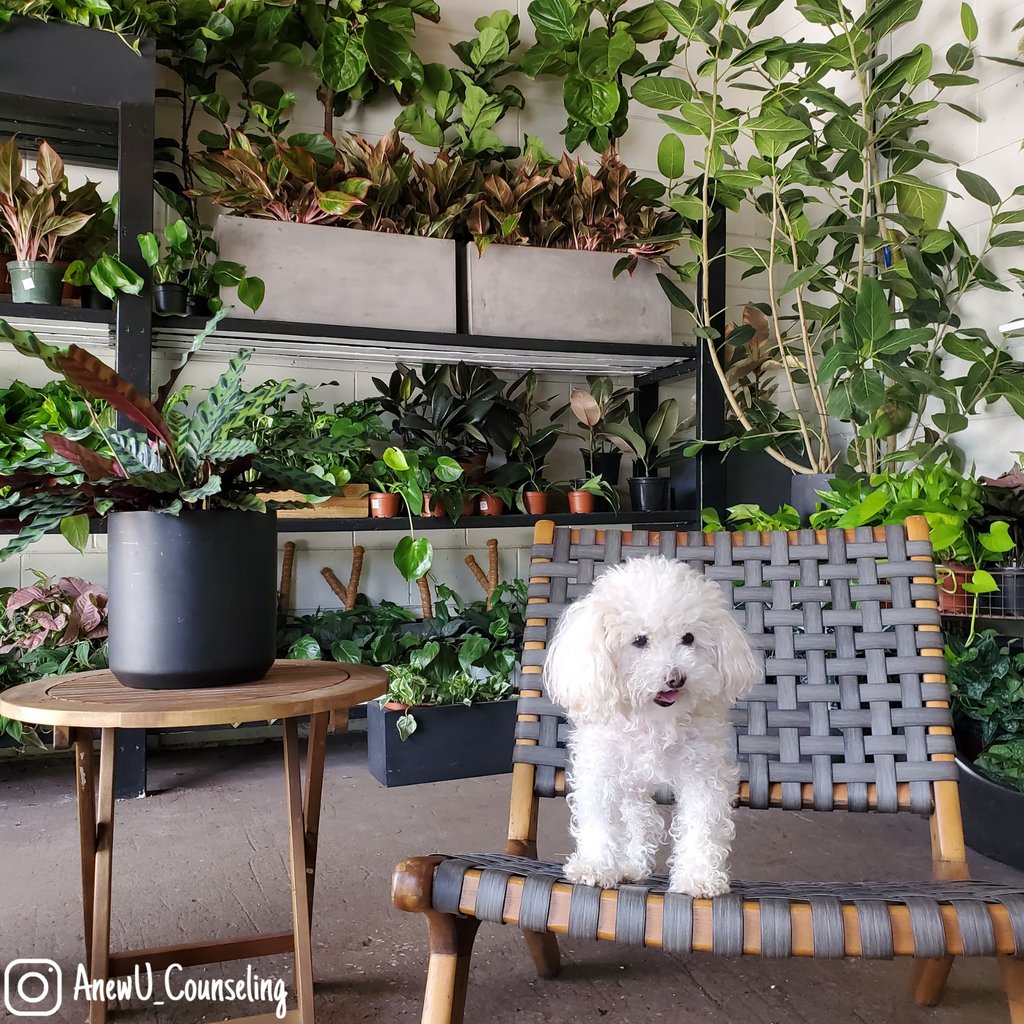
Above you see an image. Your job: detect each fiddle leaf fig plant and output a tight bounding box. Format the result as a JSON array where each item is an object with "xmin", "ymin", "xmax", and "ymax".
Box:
[{"xmin": 641, "ymin": 0, "xmax": 1024, "ymax": 476}]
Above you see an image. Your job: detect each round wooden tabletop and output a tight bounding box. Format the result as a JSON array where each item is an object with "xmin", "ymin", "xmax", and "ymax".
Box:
[{"xmin": 0, "ymin": 660, "xmax": 388, "ymax": 730}]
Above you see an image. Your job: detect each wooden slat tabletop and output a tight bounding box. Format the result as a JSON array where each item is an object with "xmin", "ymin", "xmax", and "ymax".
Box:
[{"xmin": 0, "ymin": 660, "xmax": 387, "ymax": 729}]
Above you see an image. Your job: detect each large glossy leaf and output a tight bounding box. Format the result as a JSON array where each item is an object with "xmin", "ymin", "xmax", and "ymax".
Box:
[
  {"xmin": 631, "ymin": 75, "xmax": 690, "ymax": 109},
  {"xmin": 657, "ymin": 133, "xmax": 685, "ymax": 179},
  {"xmin": 394, "ymin": 535, "xmax": 433, "ymax": 581},
  {"xmin": 0, "ymin": 136, "xmax": 21, "ymax": 197},
  {"xmin": 318, "ymin": 21, "xmax": 367, "ymax": 92},
  {"xmin": 855, "ymin": 278, "xmax": 891, "ymax": 344},
  {"xmin": 563, "ymin": 75, "xmax": 620, "ymax": 126},
  {"xmin": 35, "ymin": 140, "xmax": 64, "ymax": 189},
  {"xmin": 528, "ymin": 0, "xmax": 579, "ymax": 44},
  {"xmin": 60, "ymin": 514, "xmax": 90, "ymax": 554},
  {"xmin": 578, "ymin": 25, "xmax": 635, "ymax": 82},
  {"xmin": 364, "ymin": 21, "xmax": 419, "ymax": 84}
]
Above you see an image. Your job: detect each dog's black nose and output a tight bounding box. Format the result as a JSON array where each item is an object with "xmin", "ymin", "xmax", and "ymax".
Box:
[{"xmin": 667, "ymin": 672, "xmax": 686, "ymax": 690}]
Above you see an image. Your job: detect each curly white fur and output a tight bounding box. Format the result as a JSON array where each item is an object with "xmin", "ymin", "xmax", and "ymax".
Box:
[{"xmin": 544, "ymin": 556, "xmax": 759, "ymax": 897}]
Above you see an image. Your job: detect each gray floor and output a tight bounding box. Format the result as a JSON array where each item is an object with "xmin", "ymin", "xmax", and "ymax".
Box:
[{"xmin": 2, "ymin": 733, "xmax": 1021, "ymax": 1024}]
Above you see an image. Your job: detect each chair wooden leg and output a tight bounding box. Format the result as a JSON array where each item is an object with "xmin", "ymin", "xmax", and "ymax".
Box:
[
  {"xmin": 999, "ymin": 956, "xmax": 1024, "ymax": 1023},
  {"xmin": 88, "ymin": 728, "xmax": 117, "ymax": 1024},
  {"xmin": 911, "ymin": 955, "xmax": 954, "ymax": 1006},
  {"xmin": 420, "ymin": 912, "xmax": 479, "ymax": 1024},
  {"xmin": 522, "ymin": 929, "xmax": 561, "ymax": 979}
]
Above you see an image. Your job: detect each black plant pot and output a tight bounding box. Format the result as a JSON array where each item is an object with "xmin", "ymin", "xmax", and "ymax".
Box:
[
  {"xmin": 107, "ymin": 510, "xmax": 277, "ymax": 689},
  {"xmin": 153, "ymin": 282, "xmax": 188, "ymax": 316},
  {"xmin": 367, "ymin": 699, "xmax": 518, "ymax": 787},
  {"xmin": 957, "ymin": 756, "xmax": 1024, "ymax": 869},
  {"xmin": 978, "ymin": 568, "xmax": 1024, "ymax": 619},
  {"xmin": 80, "ymin": 285, "xmax": 113, "ymax": 310},
  {"xmin": 186, "ymin": 293, "xmax": 212, "ymax": 317},
  {"xmin": 581, "ymin": 449, "xmax": 622, "ymax": 485},
  {"xmin": 629, "ymin": 476, "xmax": 670, "ymax": 512},
  {"xmin": 791, "ymin": 472, "xmax": 835, "ymax": 525}
]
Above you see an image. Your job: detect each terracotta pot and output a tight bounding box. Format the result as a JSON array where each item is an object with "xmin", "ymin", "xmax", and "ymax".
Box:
[
  {"xmin": 369, "ymin": 492, "xmax": 401, "ymax": 518},
  {"xmin": 459, "ymin": 452, "xmax": 487, "ymax": 484},
  {"xmin": 383, "ymin": 700, "xmax": 412, "ymax": 712},
  {"xmin": 938, "ymin": 564, "xmax": 972, "ymax": 616},
  {"xmin": 478, "ymin": 493, "xmax": 504, "ymax": 516},
  {"xmin": 568, "ymin": 490, "xmax": 596, "ymax": 514},
  {"xmin": 523, "ymin": 491, "xmax": 549, "ymax": 515},
  {"xmin": 57, "ymin": 259, "xmax": 78, "ymax": 303},
  {"xmin": 423, "ymin": 492, "xmax": 445, "ymax": 517},
  {"xmin": 460, "ymin": 497, "xmax": 476, "ymax": 517}
]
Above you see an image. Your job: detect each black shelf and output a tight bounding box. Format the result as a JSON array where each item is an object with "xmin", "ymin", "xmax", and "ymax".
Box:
[
  {"xmin": 277, "ymin": 511, "xmax": 699, "ymax": 533},
  {"xmin": 0, "ymin": 302, "xmax": 114, "ymax": 326}
]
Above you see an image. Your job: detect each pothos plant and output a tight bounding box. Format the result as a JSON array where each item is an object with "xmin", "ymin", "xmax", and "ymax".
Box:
[
  {"xmin": 521, "ymin": 0, "xmax": 678, "ymax": 151},
  {"xmin": 0, "ymin": 314, "xmax": 338, "ymax": 561},
  {"xmin": 642, "ymin": 0, "xmax": 1024, "ymax": 476}
]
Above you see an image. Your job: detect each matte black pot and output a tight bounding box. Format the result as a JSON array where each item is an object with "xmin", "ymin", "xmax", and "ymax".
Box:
[
  {"xmin": 629, "ymin": 476, "xmax": 669, "ymax": 512},
  {"xmin": 957, "ymin": 756, "xmax": 1024, "ymax": 869},
  {"xmin": 186, "ymin": 293, "xmax": 212, "ymax": 317},
  {"xmin": 153, "ymin": 282, "xmax": 188, "ymax": 316},
  {"xmin": 80, "ymin": 285, "xmax": 113, "ymax": 310},
  {"xmin": 581, "ymin": 449, "xmax": 622, "ymax": 486},
  {"xmin": 791, "ymin": 472, "xmax": 835, "ymax": 525},
  {"xmin": 107, "ymin": 510, "xmax": 277, "ymax": 689}
]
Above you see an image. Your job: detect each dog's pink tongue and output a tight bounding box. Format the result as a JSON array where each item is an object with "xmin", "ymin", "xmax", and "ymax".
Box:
[{"xmin": 655, "ymin": 689, "xmax": 679, "ymax": 705}]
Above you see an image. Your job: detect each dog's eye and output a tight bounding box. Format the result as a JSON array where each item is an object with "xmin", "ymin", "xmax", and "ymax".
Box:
[
  {"xmin": 631, "ymin": 635, "xmax": 649, "ymax": 649},
  {"xmin": 681, "ymin": 632, "xmax": 695, "ymax": 646}
]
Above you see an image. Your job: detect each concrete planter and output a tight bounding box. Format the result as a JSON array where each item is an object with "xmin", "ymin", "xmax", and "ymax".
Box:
[
  {"xmin": 214, "ymin": 217, "xmax": 458, "ymax": 332},
  {"xmin": 462, "ymin": 245, "xmax": 672, "ymax": 344}
]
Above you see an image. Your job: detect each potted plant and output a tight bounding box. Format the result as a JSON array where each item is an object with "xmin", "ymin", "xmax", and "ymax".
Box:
[
  {"xmin": 137, "ymin": 220, "xmax": 192, "ymax": 315},
  {"xmin": 366, "ymin": 579, "xmax": 526, "ymax": 786},
  {"xmin": 0, "ymin": 138, "xmax": 96, "ymax": 306},
  {"xmin": 566, "ymin": 474, "xmax": 618, "ymax": 515},
  {"xmin": 474, "ymin": 484, "xmax": 515, "ymax": 517},
  {"xmin": 981, "ymin": 466, "xmax": 1024, "ymax": 618},
  {"xmin": 464, "ymin": 148, "xmax": 680, "ymax": 343},
  {"xmin": 193, "ymin": 129, "xmax": 469, "ymax": 332},
  {"xmin": 62, "ymin": 253, "xmax": 144, "ymax": 310},
  {"xmin": 0, "ymin": 315, "xmax": 339, "ymax": 689},
  {"xmin": 947, "ymin": 630, "xmax": 1024, "ymax": 869},
  {"xmin": 518, "ymin": 478, "xmax": 557, "ymax": 516},
  {"xmin": 604, "ymin": 397, "xmax": 687, "ymax": 512},
  {"xmin": 569, "ymin": 376, "xmax": 634, "ymax": 485},
  {"xmin": 365, "ymin": 446, "xmax": 463, "ymax": 523}
]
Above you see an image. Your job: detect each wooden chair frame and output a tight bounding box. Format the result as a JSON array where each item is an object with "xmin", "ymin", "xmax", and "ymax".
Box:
[{"xmin": 393, "ymin": 517, "xmax": 1024, "ymax": 1023}]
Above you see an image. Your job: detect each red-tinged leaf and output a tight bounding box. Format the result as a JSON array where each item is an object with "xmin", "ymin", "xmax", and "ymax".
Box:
[
  {"xmin": 35, "ymin": 139, "xmax": 64, "ymax": 188},
  {"xmin": 53, "ymin": 346, "xmax": 174, "ymax": 448},
  {"xmin": 42, "ymin": 432, "xmax": 122, "ymax": 480}
]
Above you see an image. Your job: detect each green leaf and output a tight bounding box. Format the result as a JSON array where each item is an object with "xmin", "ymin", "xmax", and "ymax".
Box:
[
  {"xmin": 288, "ymin": 634, "xmax": 322, "ymax": 660},
  {"xmin": 855, "ymin": 277, "xmax": 891, "ymax": 344},
  {"xmin": 964, "ymin": 569, "xmax": 999, "ymax": 595},
  {"xmin": 395, "ymin": 104, "xmax": 445, "ymax": 147},
  {"xmin": 980, "ymin": 520, "xmax": 1016, "ymax": 554},
  {"xmin": 318, "ymin": 22, "xmax": 368, "ymax": 92},
  {"xmin": 527, "ymin": 0, "xmax": 579, "ymax": 44},
  {"xmin": 652, "ymin": 0, "xmax": 694, "ymax": 35},
  {"xmin": 396, "ymin": 712, "xmax": 417, "ymax": 741},
  {"xmin": 657, "ymin": 133, "xmax": 685, "ymax": 179},
  {"xmin": 60, "ymin": 514, "xmax": 90, "ymax": 554},
  {"xmin": 631, "ymin": 76, "xmax": 691, "ymax": 110},
  {"xmin": 779, "ymin": 264, "xmax": 823, "ymax": 295},
  {"xmin": 394, "ymin": 536, "xmax": 432, "ymax": 581},
  {"xmin": 578, "ymin": 25, "xmax": 635, "ymax": 82},
  {"xmin": 383, "ymin": 446, "xmax": 409, "ymax": 471},
  {"xmin": 957, "ymin": 168, "xmax": 1001, "ymax": 206},
  {"xmin": 920, "ymin": 229, "xmax": 954, "ymax": 253},
  {"xmin": 236, "ymin": 277, "xmax": 265, "ymax": 313},
  {"xmin": 363, "ymin": 21, "xmax": 419, "ymax": 85},
  {"xmin": 666, "ymin": 194, "xmax": 705, "ymax": 219},
  {"xmin": 960, "ymin": 3, "xmax": 978, "ymax": 41},
  {"xmin": 746, "ymin": 112, "xmax": 812, "ymax": 158},
  {"xmin": 137, "ymin": 232, "xmax": 160, "ymax": 268},
  {"xmin": 470, "ymin": 25, "xmax": 510, "ymax": 67},
  {"xmin": 563, "ymin": 75, "xmax": 620, "ymax": 127},
  {"xmin": 893, "ymin": 175, "xmax": 946, "ymax": 228},
  {"xmin": 434, "ymin": 456, "xmax": 462, "ymax": 483},
  {"xmin": 458, "ymin": 635, "xmax": 491, "ymax": 672}
]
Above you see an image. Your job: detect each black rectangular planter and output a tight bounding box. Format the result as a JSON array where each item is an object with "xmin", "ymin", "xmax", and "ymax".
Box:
[{"xmin": 366, "ymin": 699, "xmax": 518, "ymax": 787}]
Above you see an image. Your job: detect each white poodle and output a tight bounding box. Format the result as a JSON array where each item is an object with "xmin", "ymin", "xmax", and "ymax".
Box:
[{"xmin": 544, "ymin": 556, "xmax": 759, "ymax": 897}]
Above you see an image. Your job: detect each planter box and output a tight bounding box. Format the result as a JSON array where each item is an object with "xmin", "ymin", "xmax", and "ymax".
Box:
[
  {"xmin": 978, "ymin": 567, "xmax": 1024, "ymax": 619},
  {"xmin": 214, "ymin": 217, "xmax": 458, "ymax": 333},
  {"xmin": 462, "ymin": 245, "xmax": 672, "ymax": 344},
  {"xmin": 260, "ymin": 483, "xmax": 368, "ymax": 519},
  {"xmin": 367, "ymin": 698, "xmax": 518, "ymax": 787},
  {"xmin": 957, "ymin": 756, "xmax": 1024, "ymax": 869}
]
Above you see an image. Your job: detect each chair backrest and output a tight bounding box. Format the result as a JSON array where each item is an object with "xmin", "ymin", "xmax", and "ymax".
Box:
[{"xmin": 510, "ymin": 519, "xmax": 960, "ymax": 836}]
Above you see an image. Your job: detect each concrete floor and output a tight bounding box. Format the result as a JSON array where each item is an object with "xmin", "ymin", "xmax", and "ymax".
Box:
[{"xmin": 2, "ymin": 733, "xmax": 1022, "ymax": 1024}]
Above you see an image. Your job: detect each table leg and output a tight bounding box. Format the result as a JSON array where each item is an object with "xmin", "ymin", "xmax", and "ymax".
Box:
[
  {"xmin": 89, "ymin": 728, "xmax": 117, "ymax": 1024},
  {"xmin": 283, "ymin": 718, "xmax": 321, "ymax": 1024},
  {"xmin": 302, "ymin": 713, "xmax": 329, "ymax": 923},
  {"xmin": 74, "ymin": 729, "xmax": 97, "ymax": 973}
]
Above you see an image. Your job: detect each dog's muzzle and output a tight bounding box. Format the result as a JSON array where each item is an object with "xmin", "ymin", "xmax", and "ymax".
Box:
[{"xmin": 653, "ymin": 672, "xmax": 686, "ymax": 707}]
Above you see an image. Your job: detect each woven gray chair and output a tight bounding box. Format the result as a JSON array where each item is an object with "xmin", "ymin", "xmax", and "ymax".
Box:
[{"xmin": 392, "ymin": 517, "xmax": 1024, "ymax": 1024}]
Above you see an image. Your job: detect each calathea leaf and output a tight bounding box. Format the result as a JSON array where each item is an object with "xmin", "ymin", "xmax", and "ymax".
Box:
[
  {"xmin": 180, "ymin": 476, "xmax": 223, "ymax": 503},
  {"xmin": 42, "ymin": 433, "xmax": 122, "ymax": 481},
  {"xmin": 186, "ymin": 349, "xmax": 252, "ymax": 455}
]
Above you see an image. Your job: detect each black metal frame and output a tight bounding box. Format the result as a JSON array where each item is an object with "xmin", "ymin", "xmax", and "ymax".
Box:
[
  {"xmin": 0, "ymin": 16, "xmax": 155, "ymax": 797},
  {"xmin": 0, "ymin": 16, "xmax": 732, "ymax": 798}
]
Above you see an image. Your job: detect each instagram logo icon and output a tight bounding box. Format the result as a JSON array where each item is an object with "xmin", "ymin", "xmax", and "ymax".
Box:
[{"xmin": 4, "ymin": 960, "xmax": 62, "ymax": 1017}]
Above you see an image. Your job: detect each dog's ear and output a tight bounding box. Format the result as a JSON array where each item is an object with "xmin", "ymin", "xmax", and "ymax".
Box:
[
  {"xmin": 709, "ymin": 606, "xmax": 760, "ymax": 702},
  {"xmin": 543, "ymin": 597, "xmax": 619, "ymax": 725}
]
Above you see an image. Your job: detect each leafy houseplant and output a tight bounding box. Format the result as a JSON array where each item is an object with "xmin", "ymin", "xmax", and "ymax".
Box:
[
  {"xmin": 0, "ymin": 571, "xmax": 109, "ymax": 745},
  {"xmin": 0, "ymin": 315, "xmax": 338, "ymax": 688},
  {"xmin": 566, "ymin": 473, "xmax": 618, "ymax": 514},
  {"xmin": 0, "ymin": 138, "xmax": 96, "ymax": 305},
  {"xmin": 569, "ymin": 376, "xmax": 633, "ymax": 484},
  {"xmin": 701, "ymin": 504, "xmax": 801, "ymax": 535},
  {"xmin": 604, "ymin": 396, "xmax": 685, "ymax": 512},
  {"xmin": 644, "ymin": 0, "xmax": 1024, "ymax": 479}
]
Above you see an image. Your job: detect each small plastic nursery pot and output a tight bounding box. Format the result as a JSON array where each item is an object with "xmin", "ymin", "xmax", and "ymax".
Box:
[
  {"xmin": 79, "ymin": 285, "xmax": 113, "ymax": 310},
  {"xmin": 581, "ymin": 449, "xmax": 622, "ymax": 486},
  {"xmin": 7, "ymin": 260, "xmax": 64, "ymax": 305},
  {"xmin": 478, "ymin": 493, "xmax": 504, "ymax": 516},
  {"xmin": 153, "ymin": 282, "xmax": 188, "ymax": 316},
  {"xmin": 369, "ymin": 492, "xmax": 402, "ymax": 519},
  {"xmin": 567, "ymin": 490, "xmax": 596, "ymax": 514},
  {"xmin": 186, "ymin": 293, "xmax": 212, "ymax": 317},
  {"xmin": 629, "ymin": 476, "xmax": 669, "ymax": 512},
  {"xmin": 523, "ymin": 491, "xmax": 549, "ymax": 515}
]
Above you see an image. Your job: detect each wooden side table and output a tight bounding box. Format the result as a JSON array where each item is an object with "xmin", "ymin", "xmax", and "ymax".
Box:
[{"xmin": 0, "ymin": 660, "xmax": 387, "ymax": 1024}]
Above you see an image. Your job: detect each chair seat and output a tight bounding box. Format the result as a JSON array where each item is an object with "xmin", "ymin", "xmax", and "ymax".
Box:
[{"xmin": 428, "ymin": 853, "xmax": 1024, "ymax": 960}]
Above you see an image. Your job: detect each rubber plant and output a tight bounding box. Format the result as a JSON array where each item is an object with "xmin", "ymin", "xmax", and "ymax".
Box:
[
  {"xmin": 0, "ymin": 313, "xmax": 339, "ymax": 561},
  {"xmin": 640, "ymin": 0, "xmax": 1024, "ymax": 477},
  {"xmin": 603, "ymin": 396, "xmax": 686, "ymax": 477}
]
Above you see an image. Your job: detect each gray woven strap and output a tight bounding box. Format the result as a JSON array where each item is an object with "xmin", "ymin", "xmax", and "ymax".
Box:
[
  {"xmin": 426, "ymin": 855, "xmax": 1024, "ymax": 959},
  {"xmin": 615, "ymin": 885, "xmax": 649, "ymax": 946},
  {"xmin": 518, "ymin": 524, "xmax": 957, "ymax": 816}
]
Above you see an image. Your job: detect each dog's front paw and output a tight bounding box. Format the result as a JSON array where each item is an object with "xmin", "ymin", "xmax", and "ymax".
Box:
[
  {"xmin": 563, "ymin": 854, "xmax": 621, "ymax": 889},
  {"xmin": 669, "ymin": 870, "xmax": 731, "ymax": 898}
]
